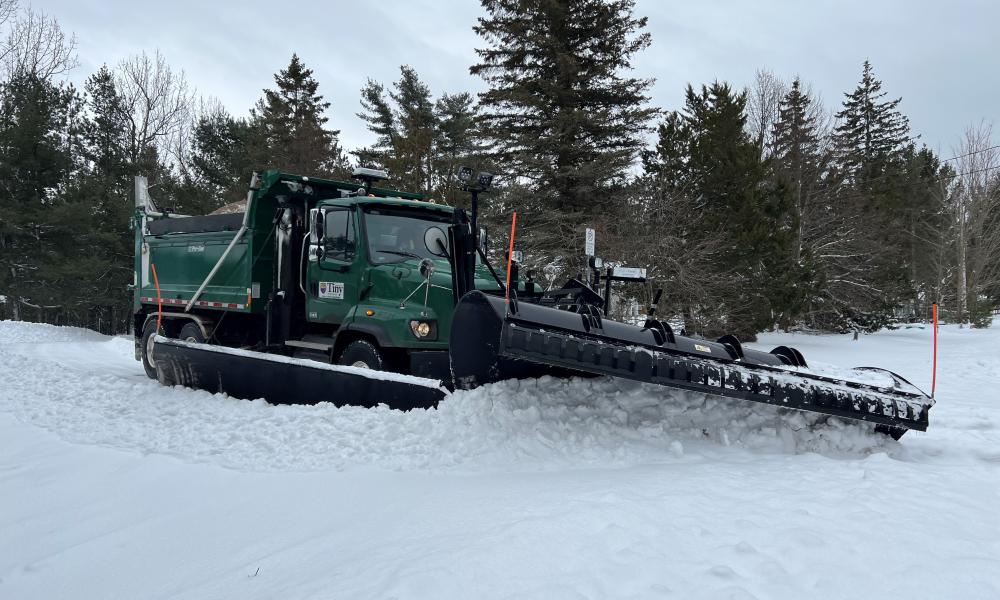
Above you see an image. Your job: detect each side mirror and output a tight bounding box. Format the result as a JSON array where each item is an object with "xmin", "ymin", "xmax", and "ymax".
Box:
[
  {"xmin": 478, "ymin": 227, "xmax": 488, "ymax": 253},
  {"xmin": 309, "ymin": 208, "xmax": 323, "ymax": 244},
  {"xmin": 424, "ymin": 226, "xmax": 449, "ymax": 258},
  {"xmin": 419, "ymin": 258, "xmax": 436, "ymax": 279}
]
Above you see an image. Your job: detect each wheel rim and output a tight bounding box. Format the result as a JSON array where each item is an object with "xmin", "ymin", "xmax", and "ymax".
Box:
[
  {"xmin": 145, "ymin": 331, "xmax": 157, "ymax": 367},
  {"xmin": 184, "ymin": 336, "xmax": 198, "ymax": 343},
  {"xmin": 351, "ymin": 360, "xmax": 370, "ymax": 369}
]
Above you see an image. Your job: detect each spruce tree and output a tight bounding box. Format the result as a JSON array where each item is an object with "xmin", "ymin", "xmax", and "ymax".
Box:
[
  {"xmin": 470, "ymin": 0, "xmax": 656, "ymax": 223},
  {"xmin": 770, "ymin": 79, "xmax": 826, "ymax": 268},
  {"xmin": 640, "ymin": 82, "xmax": 797, "ymax": 337},
  {"xmin": 77, "ymin": 66, "xmax": 136, "ymax": 320},
  {"xmin": 641, "ymin": 112, "xmax": 690, "ymax": 193},
  {"xmin": 830, "ymin": 61, "xmax": 916, "ymax": 328},
  {"xmin": 833, "ymin": 60, "xmax": 911, "ymax": 181},
  {"xmin": 253, "ymin": 54, "xmax": 349, "ymax": 177}
]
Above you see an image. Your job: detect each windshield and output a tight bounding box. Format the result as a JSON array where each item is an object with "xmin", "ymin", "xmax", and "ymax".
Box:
[{"xmin": 362, "ymin": 206, "xmax": 451, "ymax": 264}]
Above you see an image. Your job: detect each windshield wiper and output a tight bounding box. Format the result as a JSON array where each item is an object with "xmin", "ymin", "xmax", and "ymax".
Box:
[{"xmin": 374, "ymin": 248, "xmax": 423, "ymax": 259}]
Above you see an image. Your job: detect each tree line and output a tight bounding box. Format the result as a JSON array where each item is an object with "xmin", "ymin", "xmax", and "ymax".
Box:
[{"xmin": 0, "ymin": 0, "xmax": 997, "ymax": 336}]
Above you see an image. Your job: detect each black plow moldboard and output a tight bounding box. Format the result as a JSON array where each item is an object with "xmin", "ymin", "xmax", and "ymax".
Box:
[
  {"xmin": 152, "ymin": 337, "xmax": 445, "ymax": 410},
  {"xmin": 449, "ymin": 290, "xmax": 932, "ymax": 437}
]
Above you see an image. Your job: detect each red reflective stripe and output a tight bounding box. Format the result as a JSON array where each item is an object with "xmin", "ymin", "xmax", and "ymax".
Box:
[{"xmin": 139, "ymin": 296, "xmax": 244, "ymax": 310}]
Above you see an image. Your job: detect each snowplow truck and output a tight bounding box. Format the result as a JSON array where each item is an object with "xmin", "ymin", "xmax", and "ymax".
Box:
[{"xmin": 133, "ymin": 169, "xmax": 933, "ymax": 438}]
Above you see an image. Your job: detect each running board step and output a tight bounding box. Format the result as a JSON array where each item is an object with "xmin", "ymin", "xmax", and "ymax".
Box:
[{"xmin": 284, "ymin": 339, "xmax": 333, "ymax": 352}]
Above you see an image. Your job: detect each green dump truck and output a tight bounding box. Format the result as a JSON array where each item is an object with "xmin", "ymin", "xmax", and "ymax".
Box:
[
  {"xmin": 133, "ymin": 168, "xmax": 933, "ymax": 437},
  {"xmin": 134, "ymin": 168, "xmax": 500, "ymax": 383}
]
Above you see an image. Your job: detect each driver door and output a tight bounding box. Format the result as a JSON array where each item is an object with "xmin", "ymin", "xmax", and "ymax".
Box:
[{"xmin": 307, "ymin": 206, "xmax": 361, "ymax": 325}]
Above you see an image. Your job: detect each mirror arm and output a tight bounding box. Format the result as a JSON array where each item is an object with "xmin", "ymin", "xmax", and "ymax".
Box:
[
  {"xmin": 477, "ymin": 245, "xmax": 506, "ymax": 292},
  {"xmin": 436, "ymin": 238, "xmax": 451, "ymax": 259}
]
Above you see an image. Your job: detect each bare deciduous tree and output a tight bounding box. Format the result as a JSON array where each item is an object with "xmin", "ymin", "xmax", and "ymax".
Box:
[
  {"xmin": 1, "ymin": 5, "xmax": 78, "ymax": 79},
  {"xmin": 0, "ymin": 0, "xmax": 16, "ymax": 28},
  {"xmin": 115, "ymin": 50, "xmax": 193, "ymax": 167},
  {"xmin": 746, "ymin": 68, "xmax": 786, "ymax": 158},
  {"xmin": 951, "ymin": 121, "xmax": 1000, "ymax": 325}
]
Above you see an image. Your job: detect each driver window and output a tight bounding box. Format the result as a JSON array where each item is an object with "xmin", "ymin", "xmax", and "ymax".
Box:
[{"xmin": 324, "ymin": 209, "xmax": 355, "ymax": 261}]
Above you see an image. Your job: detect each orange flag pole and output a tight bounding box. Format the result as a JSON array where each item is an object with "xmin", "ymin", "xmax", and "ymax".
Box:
[
  {"xmin": 152, "ymin": 263, "xmax": 163, "ymax": 332},
  {"xmin": 931, "ymin": 303, "xmax": 938, "ymax": 398},
  {"xmin": 504, "ymin": 212, "xmax": 518, "ymax": 307}
]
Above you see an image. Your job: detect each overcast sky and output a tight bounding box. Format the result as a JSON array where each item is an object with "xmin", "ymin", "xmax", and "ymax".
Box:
[{"xmin": 40, "ymin": 0, "xmax": 999, "ymax": 157}]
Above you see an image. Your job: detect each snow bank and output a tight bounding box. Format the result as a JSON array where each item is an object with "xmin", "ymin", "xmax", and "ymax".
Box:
[{"xmin": 0, "ymin": 319, "xmax": 107, "ymax": 344}]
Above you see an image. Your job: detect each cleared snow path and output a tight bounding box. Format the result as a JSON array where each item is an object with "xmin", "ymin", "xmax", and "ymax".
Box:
[{"xmin": 1, "ymin": 319, "xmax": 999, "ymax": 599}]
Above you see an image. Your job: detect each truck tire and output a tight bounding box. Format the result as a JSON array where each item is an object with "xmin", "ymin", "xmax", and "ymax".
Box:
[
  {"xmin": 179, "ymin": 322, "xmax": 207, "ymax": 344},
  {"xmin": 140, "ymin": 319, "xmax": 159, "ymax": 379},
  {"xmin": 338, "ymin": 340, "xmax": 385, "ymax": 370}
]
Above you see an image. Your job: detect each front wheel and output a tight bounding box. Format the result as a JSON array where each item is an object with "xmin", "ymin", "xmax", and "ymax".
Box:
[{"xmin": 337, "ymin": 340, "xmax": 385, "ymax": 370}]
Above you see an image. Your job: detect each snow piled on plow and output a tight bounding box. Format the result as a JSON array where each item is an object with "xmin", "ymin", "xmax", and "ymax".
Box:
[{"xmin": 0, "ymin": 324, "xmax": 889, "ymax": 474}]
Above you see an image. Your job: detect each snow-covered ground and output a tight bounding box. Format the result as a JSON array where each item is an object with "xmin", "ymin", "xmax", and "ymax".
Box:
[{"xmin": 1, "ymin": 319, "xmax": 998, "ymax": 599}]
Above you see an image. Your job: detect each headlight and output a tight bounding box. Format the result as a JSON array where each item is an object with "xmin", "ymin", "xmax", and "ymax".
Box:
[{"xmin": 409, "ymin": 320, "xmax": 436, "ymax": 340}]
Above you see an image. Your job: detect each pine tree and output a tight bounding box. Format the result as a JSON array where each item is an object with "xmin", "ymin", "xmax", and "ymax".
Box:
[
  {"xmin": 189, "ymin": 106, "xmax": 262, "ymax": 204},
  {"xmin": 355, "ymin": 66, "xmax": 437, "ymax": 194},
  {"xmin": 355, "ymin": 78, "xmax": 395, "ymax": 172},
  {"xmin": 356, "ymin": 67, "xmax": 484, "ymax": 203},
  {"xmin": 83, "ymin": 66, "xmax": 130, "ymax": 183},
  {"xmin": 253, "ymin": 54, "xmax": 349, "ymax": 177},
  {"xmin": 0, "ymin": 73, "xmax": 87, "ymax": 322},
  {"xmin": 433, "ymin": 92, "xmax": 483, "ymax": 206},
  {"xmin": 470, "ymin": 0, "xmax": 657, "ymax": 223}
]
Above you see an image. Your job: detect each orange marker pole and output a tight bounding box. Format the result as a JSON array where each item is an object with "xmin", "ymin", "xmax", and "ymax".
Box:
[
  {"xmin": 151, "ymin": 263, "xmax": 163, "ymax": 332},
  {"xmin": 504, "ymin": 212, "xmax": 518, "ymax": 306},
  {"xmin": 931, "ymin": 303, "xmax": 938, "ymax": 398}
]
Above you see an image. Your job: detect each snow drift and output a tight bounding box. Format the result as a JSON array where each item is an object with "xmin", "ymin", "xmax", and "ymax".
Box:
[{"xmin": 0, "ymin": 321, "xmax": 897, "ymax": 474}]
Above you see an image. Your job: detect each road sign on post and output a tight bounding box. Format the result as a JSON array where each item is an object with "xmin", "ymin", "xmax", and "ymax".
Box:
[{"xmin": 584, "ymin": 228, "xmax": 595, "ymax": 256}]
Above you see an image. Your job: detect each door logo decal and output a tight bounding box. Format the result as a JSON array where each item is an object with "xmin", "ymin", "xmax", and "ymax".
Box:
[{"xmin": 319, "ymin": 281, "xmax": 345, "ymax": 300}]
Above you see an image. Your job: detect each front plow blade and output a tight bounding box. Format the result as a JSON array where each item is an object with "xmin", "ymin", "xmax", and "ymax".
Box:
[
  {"xmin": 450, "ymin": 292, "xmax": 933, "ymax": 435},
  {"xmin": 153, "ymin": 337, "xmax": 446, "ymax": 410}
]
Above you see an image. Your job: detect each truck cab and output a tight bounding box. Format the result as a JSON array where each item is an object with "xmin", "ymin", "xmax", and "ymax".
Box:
[{"xmin": 303, "ymin": 195, "xmax": 498, "ymax": 374}]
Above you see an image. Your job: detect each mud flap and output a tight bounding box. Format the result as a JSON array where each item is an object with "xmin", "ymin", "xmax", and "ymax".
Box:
[{"xmin": 153, "ymin": 336, "xmax": 446, "ymax": 410}]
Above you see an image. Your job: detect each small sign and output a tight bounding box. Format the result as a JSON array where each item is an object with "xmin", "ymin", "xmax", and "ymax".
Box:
[
  {"xmin": 611, "ymin": 266, "xmax": 647, "ymax": 280},
  {"xmin": 318, "ymin": 281, "xmax": 344, "ymax": 300},
  {"xmin": 584, "ymin": 228, "xmax": 595, "ymax": 256}
]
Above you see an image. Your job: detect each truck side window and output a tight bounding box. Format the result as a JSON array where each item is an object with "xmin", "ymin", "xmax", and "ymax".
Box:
[{"xmin": 324, "ymin": 209, "xmax": 355, "ymax": 261}]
